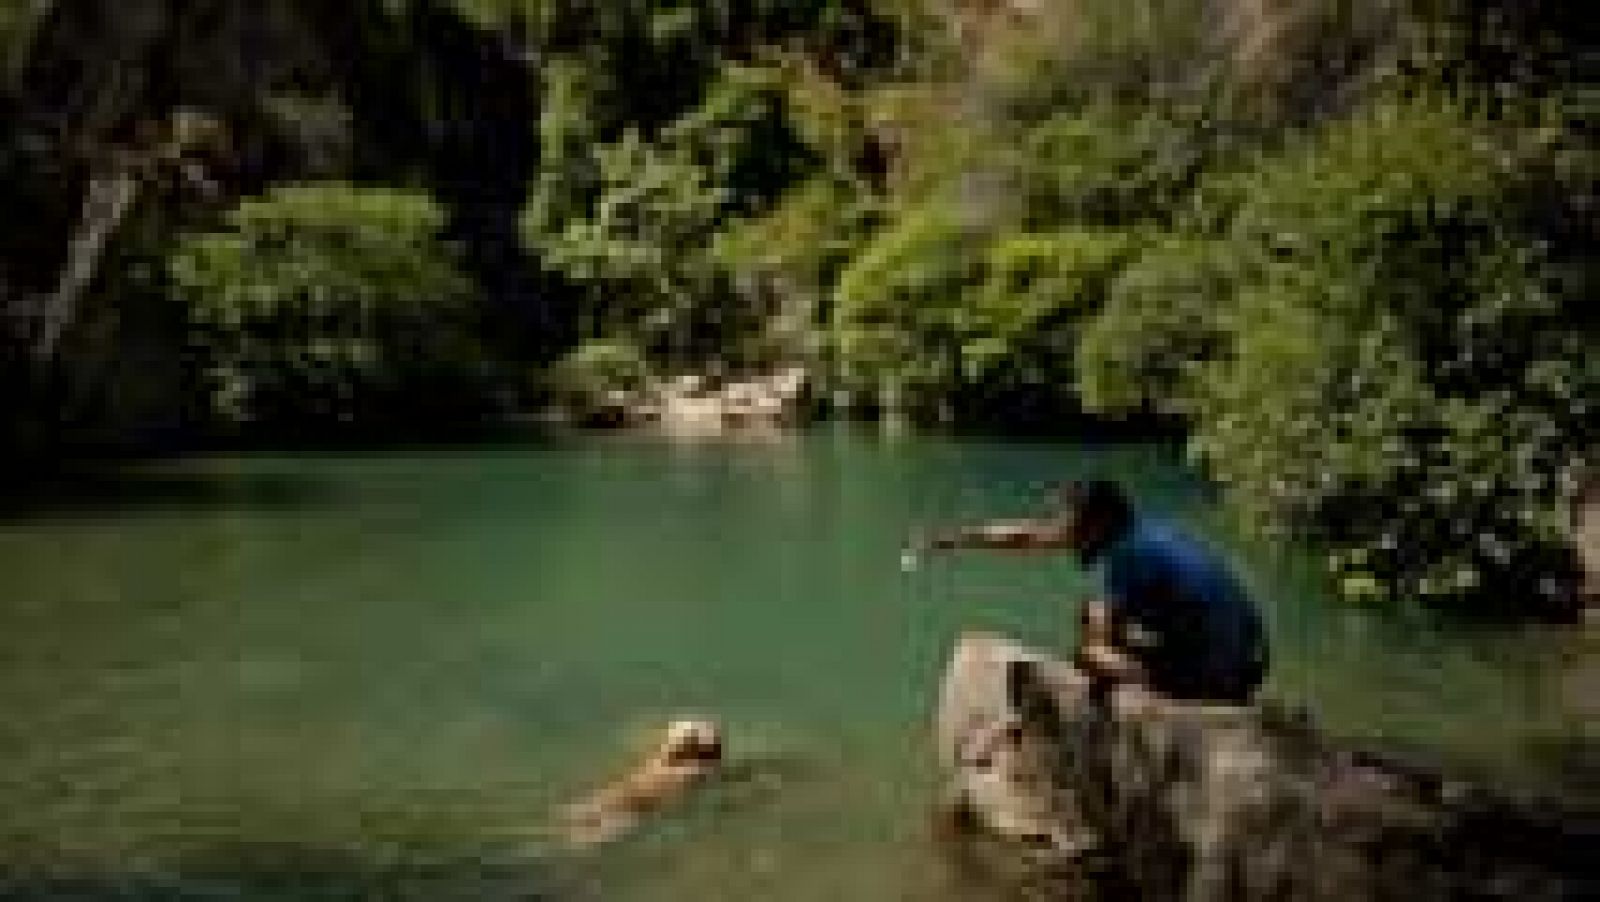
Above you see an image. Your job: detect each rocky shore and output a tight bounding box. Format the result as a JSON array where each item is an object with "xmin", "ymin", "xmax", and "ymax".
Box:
[
  {"xmin": 935, "ymin": 632, "xmax": 1593, "ymax": 900},
  {"xmin": 560, "ymin": 366, "xmax": 814, "ymax": 432}
]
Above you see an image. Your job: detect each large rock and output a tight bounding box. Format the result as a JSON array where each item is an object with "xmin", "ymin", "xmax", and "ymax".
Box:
[
  {"xmin": 936, "ymin": 632, "xmax": 1592, "ymax": 901},
  {"xmin": 615, "ymin": 367, "xmax": 814, "ymax": 432}
]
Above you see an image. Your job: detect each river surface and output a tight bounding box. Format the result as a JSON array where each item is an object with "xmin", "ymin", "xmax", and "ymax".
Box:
[{"xmin": 0, "ymin": 427, "xmax": 1592, "ymax": 900}]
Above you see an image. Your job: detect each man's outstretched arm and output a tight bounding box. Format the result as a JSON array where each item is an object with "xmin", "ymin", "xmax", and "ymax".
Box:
[{"xmin": 919, "ymin": 519, "xmax": 1075, "ymax": 552}]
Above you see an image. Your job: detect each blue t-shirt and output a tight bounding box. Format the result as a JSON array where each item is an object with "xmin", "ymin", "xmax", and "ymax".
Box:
[{"xmin": 1098, "ymin": 518, "xmax": 1266, "ymax": 689}]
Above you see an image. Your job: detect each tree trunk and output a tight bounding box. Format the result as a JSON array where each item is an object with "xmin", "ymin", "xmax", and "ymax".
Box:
[{"xmin": 31, "ymin": 165, "xmax": 140, "ymax": 361}]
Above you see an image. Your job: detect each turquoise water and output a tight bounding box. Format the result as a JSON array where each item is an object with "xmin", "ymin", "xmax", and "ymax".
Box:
[{"xmin": 0, "ymin": 427, "xmax": 1592, "ymax": 900}]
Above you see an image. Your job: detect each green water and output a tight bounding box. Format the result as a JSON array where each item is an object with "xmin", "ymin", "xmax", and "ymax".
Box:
[{"xmin": 0, "ymin": 428, "xmax": 1592, "ymax": 900}]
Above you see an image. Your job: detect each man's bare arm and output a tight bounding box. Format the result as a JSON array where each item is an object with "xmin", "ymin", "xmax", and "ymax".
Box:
[
  {"xmin": 921, "ymin": 518, "xmax": 1074, "ymax": 552},
  {"xmin": 1076, "ymin": 599, "xmax": 1145, "ymax": 683}
]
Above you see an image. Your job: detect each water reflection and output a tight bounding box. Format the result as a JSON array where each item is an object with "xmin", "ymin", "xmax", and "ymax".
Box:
[{"xmin": 2, "ymin": 466, "xmax": 337, "ymax": 520}]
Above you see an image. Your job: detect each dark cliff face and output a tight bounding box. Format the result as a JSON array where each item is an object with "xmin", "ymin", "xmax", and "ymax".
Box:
[
  {"xmin": 16, "ymin": 0, "xmax": 312, "ymax": 146},
  {"xmin": 6, "ymin": 0, "xmax": 543, "ymax": 308},
  {"xmin": 0, "ymin": 0, "xmax": 552, "ymax": 457},
  {"xmin": 4, "ymin": 0, "xmax": 311, "ymax": 291}
]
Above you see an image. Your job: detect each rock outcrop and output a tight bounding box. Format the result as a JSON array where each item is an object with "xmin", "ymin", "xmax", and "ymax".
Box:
[
  {"xmin": 936, "ymin": 632, "xmax": 1593, "ymax": 901},
  {"xmin": 568, "ymin": 367, "xmax": 814, "ymax": 432}
]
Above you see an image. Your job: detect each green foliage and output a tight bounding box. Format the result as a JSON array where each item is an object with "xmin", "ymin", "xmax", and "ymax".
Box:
[
  {"xmin": 715, "ymin": 175, "xmax": 880, "ymax": 294},
  {"xmin": 526, "ymin": 64, "xmax": 817, "ymax": 362},
  {"xmin": 528, "ymin": 124, "xmax": 735, "ymax": 363},
  {"xmin": 963, "ymin": 229, "xmax": 1133, "ymax": 383},
  {"xmin": 0, "ymin": 0, "xmax": 41, "ymax": 80},
  {"xmin": 1076, "ymin": 236, "xmax": 1236, "ymax": 415},
  {"xmin": 169, "ymin": 183, "xmax": 476, "ymax": 427},
  {"xmin": 831, "ymin": 198, "xmax": 1130, "ymax": 413},
  {"xmin": 1017, "ymin": 104, "xmax": 1216, "ymax": 226},
  {"xmin": 546, "ymin": 337, "xmax": 655, "ymax": 419},
  {"xmin": 829, "ymin": 202, "xmax": 974, "ymax": 406},
  {"xmin": 523, "ymin": 56, "xmax": 608, "ymax": 243},
  {"xmin": 712, "ymin": 173, "xmax": 882, "ymax": 364},
  {"xmin": 1079, "ymin": 93, "xmax": 1597, "ymax": 610},
  {"xmin": 532, "ymin": 129, "xmax": 724, "ymax": 304}
]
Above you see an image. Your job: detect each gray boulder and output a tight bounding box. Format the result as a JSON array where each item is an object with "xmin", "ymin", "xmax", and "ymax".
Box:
[{"xmin": 936, "ymin": 632, "xmax": 1592, "ymax": 900}]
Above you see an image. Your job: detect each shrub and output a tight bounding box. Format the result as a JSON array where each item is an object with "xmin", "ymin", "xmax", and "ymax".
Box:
[
  {"xmin": 168, "ymin": 183, "xmax": 476, "ymax": 428},
  {"xmin": 1076, "ymin": 236, "xmax": 1237, "ymax": 416},
  {"xmin": 545, "ymin": 337, "xmax": 655, "ymax": 420},
  {"xmin": 1132, "ymin": 93, "xmax": 1597, "ymax": 612},
  {"xmin": 1016, "ymin": 104, "xmax": 1213, "ymax": 227},
  {"xmin": 830, "ymin": 196, "xmax": 1131, "ymax": 415},
  {"xmin": 526, "ymin": 65, "xmax": 816, "ymax": 363}
]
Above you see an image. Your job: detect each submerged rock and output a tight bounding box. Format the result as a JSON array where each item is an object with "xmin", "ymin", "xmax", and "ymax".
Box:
[{"xmin": 936, "ymin": 632, "xmax": 1593, "ymax": 901}]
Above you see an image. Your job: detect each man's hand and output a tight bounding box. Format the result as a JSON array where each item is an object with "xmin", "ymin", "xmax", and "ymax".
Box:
[
  {"xmin": 1076, "ymin": 643, "xmax": 1145, "ymax": 683},
  {"xmin": 1076, "ymin": 599, "xmax": 1146, "ymax": 686},
  {"xmin": 921, "ymin": 529, "xmax": 960, "ymax": 552}
]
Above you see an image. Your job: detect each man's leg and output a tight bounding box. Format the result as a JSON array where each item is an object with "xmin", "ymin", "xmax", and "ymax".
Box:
[{"xmin": 1192, "ymin": 659, "xmax": 1264, "ymax": 705}]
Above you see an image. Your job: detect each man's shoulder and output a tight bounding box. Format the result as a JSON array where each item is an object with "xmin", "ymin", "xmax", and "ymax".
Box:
[
  {"xmin": 1139, "ymin": 518, "xmax": 1226, "ymax": 561},
  {"xmin": 1113, "ymin": 519, "xmax": 1239, "ymax": 592},
  {"xmin": 1113, "ymin": 518, "xmax": 1188, "ymax": 563},
  {"xmin": 1102, "ymin": 519, "xmax": 1182, "ymax": 588}
]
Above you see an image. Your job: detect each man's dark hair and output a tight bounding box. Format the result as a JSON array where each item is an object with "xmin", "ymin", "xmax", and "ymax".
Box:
[{"xmin": 1057, "ymin": 479, "xmax": 1133, "ymax": 540}]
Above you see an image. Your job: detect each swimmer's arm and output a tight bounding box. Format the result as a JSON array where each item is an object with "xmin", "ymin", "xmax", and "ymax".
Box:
[{"xmin": 919, "ymin": 518, "xmax": 1074, "ymax": 552}]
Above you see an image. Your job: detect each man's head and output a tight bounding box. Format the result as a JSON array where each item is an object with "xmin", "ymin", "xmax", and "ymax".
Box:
[{"xmin": 1054, "ymin": 479, "xmax": 1133, "ymax": 560}]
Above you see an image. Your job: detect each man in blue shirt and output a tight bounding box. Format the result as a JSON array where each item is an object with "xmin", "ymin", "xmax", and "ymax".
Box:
[{"xmin": 921, "ymin": 480, "xmax": 1268, "ymax": 703}]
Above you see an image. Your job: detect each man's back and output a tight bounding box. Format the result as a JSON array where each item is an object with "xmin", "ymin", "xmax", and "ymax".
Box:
[{"xmin": 1099, "ymin": 518, "xmax": 1267, "ymax": 701}]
